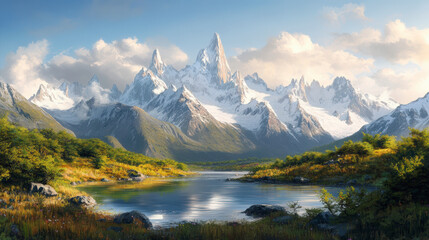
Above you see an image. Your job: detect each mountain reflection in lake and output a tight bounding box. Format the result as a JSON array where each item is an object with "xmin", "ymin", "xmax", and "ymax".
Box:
[{"xmin": 77, "ymin": 171, "xmax": 342, "ymax": 227}]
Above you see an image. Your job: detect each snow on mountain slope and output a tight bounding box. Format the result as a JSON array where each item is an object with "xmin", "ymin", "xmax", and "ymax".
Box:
[
  {"xmin": 360, "ymin": 92, "xmax": 429, "ymax": 137},
  {"xmin": 118, "ymin": 33, "xmax": 395, "ymax": 143},
  {"xmin": 119, "ymin": 67, "xmax": 167, "ymax": 108},
  {"xmin": 29, "ymin": 33, "xmax": 400, "ymax": 158},
  {"xmin": 31, "ymin": 75, "xmax": 118, "ymax": 111},
  {"xmin": 29, "ymin": 84, "xmax": 74, "ymax": 110},
  {"xmin": 0, "ymin": 82, "xmax": 70, "ymax": 132}
]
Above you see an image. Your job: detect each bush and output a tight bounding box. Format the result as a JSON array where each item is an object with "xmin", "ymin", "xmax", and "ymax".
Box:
[{"xmin": 362, "ymin": 133, "xmax": 396, "ymax": 149}]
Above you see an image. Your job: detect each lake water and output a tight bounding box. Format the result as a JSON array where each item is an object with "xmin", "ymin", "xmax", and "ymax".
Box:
[{"xmin": 77, "ymin": 171, "xmax": 343, "ymax": 227}]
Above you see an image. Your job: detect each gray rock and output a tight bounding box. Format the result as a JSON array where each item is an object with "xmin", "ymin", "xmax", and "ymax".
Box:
[
  {"xmin": 69, "ymin": 196, "xmax": 97, "ymax": 207},
  {"xmin": 131, "ymin": 177, "xmax": 144, "ymax": 182},
  {"xmin": 70, "ymin": 182, "xmax": 77, "ymax": 186},
  {"xmin": 243, "ymin": 204, "xmax": 286, "ymax": 217},
  {"xmin": 293, "ymin": 176, "xmax": 310, "ymax": 184},
  {"xmin": 101, "ymin": 178, "xmax": 110, "ymax": 182},
  {"xmin": 113, "ymin": 210, "xmax": 152, "ymax": 229},
  {"xmin": 273, "ymin": 215, "xmax": 294, "ymax": 224},
  {"xmin": 315, "ymin": 223, "xmax": 349, "ymax": 238},
  {"xmin": 127, "ymin": 169, "xmax": 143, "ymax": 178},
  {"xmin": 30, "ymin": 183, "xmax": 58, "ymax": 197},
  {"xmin": 107, "ymin": 226, "xmax": 123, "ymax": 232},
  {"xmin": 309, "ymin": 211, "xmax": 333, "ymax": 226},
  {"xmin": 315, "ymin": 223, "xmax": 335, "ymax": 231},
  {"xmin": 324, "ymin": 159, "xmax": 339, "ymax": 165}
]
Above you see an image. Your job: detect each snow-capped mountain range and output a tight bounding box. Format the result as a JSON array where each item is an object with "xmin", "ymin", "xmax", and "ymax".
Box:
[
  {"xmin": 360, "ymin": 92, "xmax": 429, "ymax": 137},
  {"xmin": 28, "ymin": 33, "xmax": 401, "ymax": 160}
]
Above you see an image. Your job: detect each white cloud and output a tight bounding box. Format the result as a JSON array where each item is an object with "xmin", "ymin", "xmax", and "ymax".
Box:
[
  {"xmin": 370, "ymin": 67, "xmax": 429, "ymax": 103},
  {"xmin": 0, "ymin": 37, "xmax": 188, "ymax": 98},
  {"xmin": 229, "ymin": 32, "xmax": 374, "ymax": 88},
  {"xmin": 0, "ymin": 40, "xmax": 50, "ymax": 98},
  {"xmin": 322, "ymin": 3, "xmax": 368, "ymax": 24},
  {"xmin": 332, "ymin": 19, "xmax": 429, "ymax": 103},
  {"xmin": 334, "ymin": 19, "xmax": 429, "ymax": 65}
]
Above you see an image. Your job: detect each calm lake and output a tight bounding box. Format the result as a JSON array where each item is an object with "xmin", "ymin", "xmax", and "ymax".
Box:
[{"xmin": 77, "ymin": 171, "xmax": 343, "ymax": 227}]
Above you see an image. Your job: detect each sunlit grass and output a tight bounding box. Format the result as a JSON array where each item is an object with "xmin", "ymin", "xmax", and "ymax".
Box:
[{"xmin": 0, "ymin": 187, "xmax": 336, "ymax": 240}]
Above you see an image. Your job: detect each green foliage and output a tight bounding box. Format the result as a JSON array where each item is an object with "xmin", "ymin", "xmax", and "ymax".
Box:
[
  {"xmin": 362, "ymin": 132, "xmax": 396, "ymax": 149},
  {"xmin": 319, "ymin": 188, "xmax": 337, "ymax": 215},
  {"xmin": 188, "ymin": 157, "xmax": 276, "ymax": 171},
  {"xmin": 0, "ymin": 117, "xmax": 187, "ymax": 185},
  {"xmin": 392, "ymin": 156, "xmax": 423, "ymax": 179},
  {"xmin": 337, "ymin": 140, "xmax": 374, "ymax": 159},
  {"xmin": 286, "ymin": 201, "xmax": 302, "ymax": 215},
  {"xmin": 396, "ymin": 128, "xmax": 429, "ymax": 163},
  {"xmin": 92, "ymin": 155, "xmax": 107, "ymax": 169}
]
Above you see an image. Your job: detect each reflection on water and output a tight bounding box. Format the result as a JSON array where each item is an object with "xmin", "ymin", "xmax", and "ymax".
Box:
[{"xmin": 77, "ymin": 171, "xmax": 342, "ymax": 227}]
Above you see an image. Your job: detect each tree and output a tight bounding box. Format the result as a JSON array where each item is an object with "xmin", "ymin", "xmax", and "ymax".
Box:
[
  {"xmin": 363, "ymin": 133, "xmax": 396, "ymax": 149},
  {"xmin": 93, "ymin": 155, "xmax": 107, "ymax": 169}
]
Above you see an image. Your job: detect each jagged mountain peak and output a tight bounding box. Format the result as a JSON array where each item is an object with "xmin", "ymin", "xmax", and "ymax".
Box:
[
  {"xmin": 359, "ymin": 91, "xmax": 429, "ymax": 137},
  {"xmin": 331, "ymin": 76, "xmax": 354, "ymax": 92},
  {"xmin": 88, "ymin": 74, "xmax": 100, "ymax": 85},
  {"xmin": 149, "ymin": 49, "xmax": 166, "ymax": 76},
  {"xmin": 195, "ymin": 33, "xmax": 231, "ymax": 85},
  {"xmin": 29, "ymin": 83, "xmax": 75, "ymax": 110},
  {"xmin": 110, "ymin": 84, "xmax": 122, "ymax": 101},
  {"xmin": 119, "ymin": 67, "xmax": 167, "ymax": 107},
  {"xmin": 244, "ymin": 73, "xmax": 270, "ymax": 91}
]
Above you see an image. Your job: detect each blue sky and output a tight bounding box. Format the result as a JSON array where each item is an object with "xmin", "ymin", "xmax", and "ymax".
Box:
[{"xmin": 1, "ymin": 0, "xmax": 429, "ymax": 103}]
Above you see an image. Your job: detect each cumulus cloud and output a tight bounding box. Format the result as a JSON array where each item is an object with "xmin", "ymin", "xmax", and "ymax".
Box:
[
  {"xmin": 229, "ymin": 32, "xmax": 374, "ymax": 88},
  {"xmin": 0, "ymin": 40, "xmax": 50, "ymax": 98},
  {"xmin": 370, "ymin": 67, "xmax": 429, "ymax": 103},
  {"xmin": 0, "ymin": 37, "xmax": 188, "ymax": 98},
  {"xmin": 332, "ymin": 19, "xmax": 429, "ymax": 103},
  {"xmin": 334, "ymin": 19, "xmax": 429, "ymax": 65},
  {"xmin": 322, "ymin": 3, "xmax": 368, "ymax": 24}
]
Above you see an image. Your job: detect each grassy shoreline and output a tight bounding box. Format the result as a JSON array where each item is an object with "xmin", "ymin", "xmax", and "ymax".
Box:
[{"xmin": 0, "ymin": 180, "xmax": 337, "ymax": 240}]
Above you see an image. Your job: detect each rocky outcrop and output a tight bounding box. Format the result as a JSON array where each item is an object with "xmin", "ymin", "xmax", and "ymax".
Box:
[
  {"xmin": 113, "ymin": 210, "xmax": 152, "ymax": 229},
  {"xmin": 293, "ymin": 176, "xmax": 310, "ymax": 184},
  {"xmin": 69, "ymin": 196, "xmax": 97, "ymax": 207},
  {"xmin": 30, "ymin": 183, "xmax": 58, "ymax": 197},
  {"xmin": 243, "ymin": 204, "xmax": 286, "ymax": 217}
]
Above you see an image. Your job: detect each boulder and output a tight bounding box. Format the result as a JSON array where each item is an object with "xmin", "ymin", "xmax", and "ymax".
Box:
[
  {"xmin": 293, "ymin": 176, "xmax": 310, "ymax": 184},
  {"xmin": 30, "ymin": 183, "xmax": 58, "ymax": 197},
  {"xmin": 127, "ymin": 169, "xmax": 142, "ymax": 178},
  {"xmin": 70, "ymin": 182, "xmax": 78, "ymax": 186},
  {"xmin": 101, "ymin": 178, "xmax": 110, "ymax": 182},
  {"xmin": 243, "ymin": 204, "xmax": 286, "ymax": 217},
  {"xmin": 309, "ymin": 211, "xmax": 333, "ymax": 226},
  {"xmin": 113, "ymin": 210, "xmax": 152, "ymax": 229},
  {"xmin": 69, "ymin": 196, "xmax": 97, "ymax": 207},
  {"xmin": 273, "ymin": 215, "xmax": 294, "ymax": 224},
  {"xmin": 131, "ymin": 177, "xmax": 144, "ymax": 182}
]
